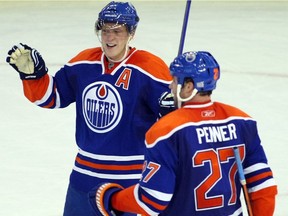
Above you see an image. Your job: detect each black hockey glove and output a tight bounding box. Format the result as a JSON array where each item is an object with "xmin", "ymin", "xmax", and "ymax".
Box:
[
  {"xmin": 159, "ymin": 91, "xmax": 176, "ymax": 117},
  {"xmin": 6, "ymin": 43, "xmax": 48, "ymax": 80},
  {"xmin": 88, "ymin": 183, "xmax": 123, "ymax": 216}
]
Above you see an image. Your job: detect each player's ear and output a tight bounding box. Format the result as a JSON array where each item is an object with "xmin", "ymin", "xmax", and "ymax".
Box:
[
  {"xmin": 184, "ymin": 81, "xmax": 194, "ymax": 93},
  {"xmin": 129, "ymin": 32, "xmax": 135, "ymax": 40},
  {"xmin": 181, "ymin": 81, "xmax": 194, "ymax": 98}
]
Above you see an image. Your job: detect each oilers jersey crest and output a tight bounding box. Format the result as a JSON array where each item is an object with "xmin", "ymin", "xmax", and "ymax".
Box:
[{"xmin": 82, "ymin": 81, "xmax": 123, "ymax": 133}]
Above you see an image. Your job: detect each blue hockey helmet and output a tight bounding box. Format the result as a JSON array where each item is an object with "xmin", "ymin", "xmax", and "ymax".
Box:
[
  {"xmin": 170, "ymin": 51, "xmax": 220, "ymax": 92},
  {"xmin": 96, "ymin": 1, "xmax": 139, "ymax": 34}
]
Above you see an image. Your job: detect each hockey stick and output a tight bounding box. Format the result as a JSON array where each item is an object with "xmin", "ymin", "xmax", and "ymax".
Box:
[
  {"xmin": 233, "ymin": 146, "xmax": 254, "ymax": 216},
  {"xmin": 178, "ymin": 0, "xmax": 192, "ymax": 55},
  {"xmin": 175, "ymin": 0, "xmax": 192, "ymax": 109}
]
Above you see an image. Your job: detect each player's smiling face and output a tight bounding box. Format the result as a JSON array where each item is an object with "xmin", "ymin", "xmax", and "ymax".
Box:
[{"xmin": 101, "ymin": 23, "xmax": 131, "ymax": 61}]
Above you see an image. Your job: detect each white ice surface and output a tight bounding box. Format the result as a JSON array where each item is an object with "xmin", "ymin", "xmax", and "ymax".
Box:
[{"xmin": 0, "ymin": 1, "xmax": 287, "ymax": 216}]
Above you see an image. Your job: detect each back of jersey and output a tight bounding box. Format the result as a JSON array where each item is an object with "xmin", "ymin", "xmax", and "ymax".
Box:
[{"xmin": 143, "ymin": 101, "xmax": 270, "ymax": 216}]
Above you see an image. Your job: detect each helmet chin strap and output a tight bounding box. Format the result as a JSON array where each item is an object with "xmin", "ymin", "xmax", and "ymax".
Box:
[{"xmin": 176, "ymin": 84, "xmax": 198, "ymax": 108}]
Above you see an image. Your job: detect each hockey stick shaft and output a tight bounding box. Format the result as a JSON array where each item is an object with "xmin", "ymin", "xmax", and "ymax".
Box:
[
  {"xmin": 233, "ymin": 147, "xmax": 254, "ymax": 216},
  {"xmin": 178, "ymin": 0, "xmax": 192, "ymax": 55}
]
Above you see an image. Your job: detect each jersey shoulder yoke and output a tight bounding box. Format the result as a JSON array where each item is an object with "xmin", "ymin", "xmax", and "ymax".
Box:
[{"xmin": 68, "ymin": 47, "xmax": 102, "ymax": 63}]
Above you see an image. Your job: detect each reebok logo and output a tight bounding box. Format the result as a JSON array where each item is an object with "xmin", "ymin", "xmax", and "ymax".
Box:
[{"xmin": 201, "ymin": 110, "xmax": 215, "ymax": 117}]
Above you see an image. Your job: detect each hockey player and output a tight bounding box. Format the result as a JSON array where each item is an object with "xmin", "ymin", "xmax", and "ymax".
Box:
[
  {"xmin": 6, "ymin": 1, "xmax": 172, "ymax": 216},
  {"xmin": 89, "ymin": 51, "xmax": 278, "ymax": 216}
]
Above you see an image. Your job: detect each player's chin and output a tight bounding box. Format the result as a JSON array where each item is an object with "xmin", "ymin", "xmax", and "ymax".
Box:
[{"xmin": 104, "ymin": 47, "xmax": 116, "ymax": 56}]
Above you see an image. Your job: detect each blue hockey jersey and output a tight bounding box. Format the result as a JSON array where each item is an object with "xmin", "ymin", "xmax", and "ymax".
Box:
[
  {"xmin": 110, "ymin": 101, "xmax": 277, "ymax": 216},
  {"xmin": 22, "ymin": 47, "xmax": 172, "ymax": 192}
]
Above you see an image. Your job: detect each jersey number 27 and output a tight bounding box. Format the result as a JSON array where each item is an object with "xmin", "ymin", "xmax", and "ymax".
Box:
[{"xmin": 192, "ymin": 145, "xmax": 245, "ymax": 211}]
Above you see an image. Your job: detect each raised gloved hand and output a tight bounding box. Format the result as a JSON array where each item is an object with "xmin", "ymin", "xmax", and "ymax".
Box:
[
  {"xmin": 88, "ymin": 183, "xmax": 124, "ymax": 216},
  {"xmin": 6, "ymin": 43, "xmax": 48, "ymax": 80},
  {"xmin": 159, "ymin": 91, "xmax": 176, "ymax": 117}
]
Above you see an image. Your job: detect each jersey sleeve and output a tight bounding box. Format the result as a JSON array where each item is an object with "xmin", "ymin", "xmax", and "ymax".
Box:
[
  {"xmin": 21, "ymin": 48, "xmax": 102, "ymax": 109},
  {"xmin": 242, "ymin": 120, "xmax": 277, "ymax": 215},
  {"xmin": 22, "ymin": 74, "xmax": 53, "ymax": 106},
  {"xmin": 22, "ymin": 66, "xmax": 75, "ymax": 109}
]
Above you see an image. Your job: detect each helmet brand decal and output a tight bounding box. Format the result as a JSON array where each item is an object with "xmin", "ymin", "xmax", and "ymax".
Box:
[
  {"xmin": 196, "ymin": 82, "xmax": 204, "ymax": 88},
  {"xmin": 186, "ymin": 52, "xmax": 196, "ymax": 62}
]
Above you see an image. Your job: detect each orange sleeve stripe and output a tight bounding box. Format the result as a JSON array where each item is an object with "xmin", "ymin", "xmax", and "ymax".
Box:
[
  {"xmin": 141, "ymin": 194, "xmax": 167, "ymax": 211},
  {"xmin": 22, "ymin": 74, "xmax": 50, "ymax": 102},
  {"xmin": 246, "ymin": 171, "xmax": 273, "ymax": 184},
  {"xmin": 76, "ymin": 156, "xmax": 143, "ymax": 171}
]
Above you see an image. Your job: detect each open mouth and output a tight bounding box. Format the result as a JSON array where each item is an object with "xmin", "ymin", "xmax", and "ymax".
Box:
[{"xmin": 106, "ymin": 43, "xmax": 116, "ymax": 48}]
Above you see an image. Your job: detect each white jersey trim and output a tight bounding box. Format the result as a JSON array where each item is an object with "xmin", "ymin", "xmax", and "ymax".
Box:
[
  {"xmin": 248, "ymin": 178, "xmax": 277, "ymax": 193},
  {"xmin": 141, "ymin": 186, "xmax": 173, "ymax": 202},
  {"xmin": 73, "ymin": 166, "xmax": 141, "ymax": 180},
  {"xmin": 244, "ymin": 162, "xmax": 269, "ymax": 174},
  {"xmin": 54, "ymin": 89, "xmax": 61, "ymax": 108},
  {"xmin": 126, "ymin": 63, "xmax": 172, "ymax": 85},
  {"xmin": 183, "ymin": 102, "xmax": 214, "ymax": 109},
  {"xmin": 65, "ymin": 60, "xmax": 102, "ymax": 67},
  {"xmin": 34, "ymin": 75, "xmax": 54, "ymax": 106},
  {"xmin": 78, "ymin": 148, "xmax": 144, "ymax": 161},
  {"xmin": 134, "ymin": 184, "xmax": 159, "ymax": 216}
]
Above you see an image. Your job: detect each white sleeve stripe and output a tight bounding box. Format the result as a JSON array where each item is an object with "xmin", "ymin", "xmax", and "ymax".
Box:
[
  {"xmin": 54, "ymin": 89, "xmax": 61, "ymax": 108},
  {"xmin": 79, "ymin": 148, "xmax": 144, "ymax": 161},
  {"xmin": 248, "ymin": 178, "xmax": 277, "ymax": 193},
  {"xmin": 244, "ymin": 163, "xmax": 269, "ymax": 174},
  {"xmin": 73, "ymin": 166, "xmax": 141, "ymax": 179},
  {"xmin": 34, "ymin": 75, "xmax": 54, "ymax": 106},
  {"xmin": 133, "ymin": 184, "xmax": 159, "ymax": 215},
  {"xmin": 141, "ymin": 186, "xmax": 173, "ymax": 202}
]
